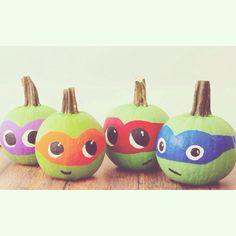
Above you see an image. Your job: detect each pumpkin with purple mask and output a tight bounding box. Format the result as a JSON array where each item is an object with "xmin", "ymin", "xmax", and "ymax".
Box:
[{"xmin": 0, "ymin": 76, "xmax": 56, "ymax": 165}]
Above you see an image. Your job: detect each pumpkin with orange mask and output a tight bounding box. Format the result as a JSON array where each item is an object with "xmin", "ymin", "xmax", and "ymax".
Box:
[{"xmin": 35, "ymin": 88, "xmax": 105, "ymax": 180}]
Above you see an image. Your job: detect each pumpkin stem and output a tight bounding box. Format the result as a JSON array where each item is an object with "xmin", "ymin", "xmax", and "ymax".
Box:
[
  {"xmin": 190, "ymin": 80, "xmax": 212, "ymax": 117},
  {"xmin": 62, "ymin": 87, "xmax": 79, "ymax": 114},
  {"xmin": 21, "ymin": 76, "xmax": 40, "ymax": 106},
  {"xmin": 133, "ymin": 77, "xmax": 148, "ymax": 107}
]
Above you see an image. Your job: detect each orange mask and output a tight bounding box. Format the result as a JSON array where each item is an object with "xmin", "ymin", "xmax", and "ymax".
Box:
[{"xmin": 36, "ymin": 129, "xmax": 105, "ymax": 166}]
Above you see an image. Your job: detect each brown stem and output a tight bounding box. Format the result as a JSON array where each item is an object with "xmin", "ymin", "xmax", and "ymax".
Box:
[
  {"xmin": 21, "ymin": 76, "xmax": 40, "ymax": 106},
  {"xmin": 62, "ymin": 87, "xmax": 79, "ymax": 114},
  {"xmin": 190, "ymin": 80, "xmax": 212, "ymax": 116},
  {"xmin": 133, "ymin": 77, "xmax": 148, "ymax": 106}
]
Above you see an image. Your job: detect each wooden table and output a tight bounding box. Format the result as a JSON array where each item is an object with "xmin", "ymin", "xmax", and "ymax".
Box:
[{"xmin": 0, "ymin": 148, "xmax": 235, "ymax": 190}]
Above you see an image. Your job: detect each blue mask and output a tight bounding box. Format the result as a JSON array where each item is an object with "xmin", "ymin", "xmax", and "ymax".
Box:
[{"xmin": 156, "ymin": 125, "xmax": 236, "ymax": 164}]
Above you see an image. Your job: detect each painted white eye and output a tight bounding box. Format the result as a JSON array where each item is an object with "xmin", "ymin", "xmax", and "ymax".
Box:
[
  {"xmin": 186, "ymin": 145, "xmax": 204, "ymax": 161},
  {"xmin": 48, "ymin": 142, "xmax": 64, "ymax": 158},
  {"xmin": 105, "ymin": 126, "xmax": 118, "ymax": 147},
  {"xmin": 157, "ymin": 138, "xmax": 166, "ymax": 154},
  {"xmin": 82, "ymin": 140, "xmax": 97, "ymax": 158},
  {"xmin": 3, "ymin": 130, "xmax": 16, "ymax": 148},
  {"xmin": 129, "ymin": 128, "xmax": 149, "ymax": 149},
  {"xmin": 22, "ymin": 129, "xmax": 38, "ymax": 147}
]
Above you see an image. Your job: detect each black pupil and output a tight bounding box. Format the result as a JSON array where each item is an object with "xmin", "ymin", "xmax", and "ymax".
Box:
[
  {"xmin": 28, "ymin": 131, "xmax": 37, "ymax": 144},
  {"xmin": 5, "ymin": 132, "xmax": 16, "ymax": 146},
  {"xmin": 191, "ymin": 148, "xmax": 200, "ymax": 157},
  {"xmin": 50, "ymin": 142, "xmax": 64, "ymax": 156},
  {"xmin": 131, "ymin": 128, "xmax": 149, "ymax": 147},
  {"xmin": 106, "ymin": 126, "xmax": 118, "ymax": 145},
  {"xmin": 85, "ymin": 140, "xmax": 97, "ymax": 156},
  {"xmin": 159, "ymin": 141, "xmax": 164, "ymax": 151}
]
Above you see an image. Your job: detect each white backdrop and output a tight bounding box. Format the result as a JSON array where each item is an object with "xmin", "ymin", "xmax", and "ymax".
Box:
[{"xmin": 0, "ymin": 47, "xmax": 235, "ymax": 128}]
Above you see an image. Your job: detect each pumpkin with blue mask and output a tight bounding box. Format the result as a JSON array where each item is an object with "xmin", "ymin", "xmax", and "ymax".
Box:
[
  {"xmin": 0, "ymin": 77, "xmax": 56, "ymax": 165},
  {"xmin": 156, "ymin": 81, "xmax": 236, "ymax": 185}
]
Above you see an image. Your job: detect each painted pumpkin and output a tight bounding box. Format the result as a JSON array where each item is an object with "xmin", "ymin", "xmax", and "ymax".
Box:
[
  {"xmin": 35, "ymin": 88, "xmax": 106, "ymax": 180},
  {"xmin": 0, "ymin": 76, "xmax": 56, "ymax": 165},
  {"xmin": 156, "ymin": 81, "xmax": 236, "ymax": 185},
  {"xmin": 104, "ymin": 78, "xmax": 169, "ymax": 170}
]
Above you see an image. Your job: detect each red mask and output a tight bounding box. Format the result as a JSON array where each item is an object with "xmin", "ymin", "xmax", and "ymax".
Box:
[{"xmin": 103, "ymin": 117, "xmax": 163, "ymax": 154}]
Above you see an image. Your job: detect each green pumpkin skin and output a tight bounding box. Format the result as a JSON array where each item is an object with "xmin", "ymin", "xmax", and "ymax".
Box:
[
  {"xmin": 2, "ymin": 105, "xmax": 56, "ymax": 165},
  {"xmin": 36, "ymin": 112, "xmax": 105, "ymax": 180},
  {"xmin": 36, "ymin": 152, "xmax": 105, "ymax": 180},
  {"xmin": 109, "ymin": 104, "xmax": 169, "ymax": 124},
  {"xmin": 156, "ymin": 114, "xmax": 236, "ymax": 185},
  {"xmin": 106, "ymin": 149, "xmax": 158, "ymax": 171},
  {"xmin": 105, "ymin": 104, "xmax": 169, "ymax": 171}
]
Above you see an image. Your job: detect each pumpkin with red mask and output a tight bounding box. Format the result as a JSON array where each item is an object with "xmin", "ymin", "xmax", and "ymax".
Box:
[{"xmin": 104, "ymin": 78, "xmax": 169, "ymax": 171}]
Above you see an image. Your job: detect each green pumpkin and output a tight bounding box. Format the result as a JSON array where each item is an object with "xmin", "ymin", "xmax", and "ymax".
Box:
[
  {"xmin": 0, "ymin": 76, "xmax": 56, "ymax": 165},
  {"xmin": 104, "ymin": 78, "xmax": 169, "ymax": 171},
  {"xmin": 156, "ymin": 81, "xmax": 236, "ymax": 185},
  {"xmin": 35, "ymin": 88, "xmax": 106, "ymax": 180}
]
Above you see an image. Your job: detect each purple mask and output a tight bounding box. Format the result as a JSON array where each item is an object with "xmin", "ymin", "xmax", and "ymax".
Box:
[{"xmin": 0, "ymin": 119, "xmax": 44, "ymax": 156}]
